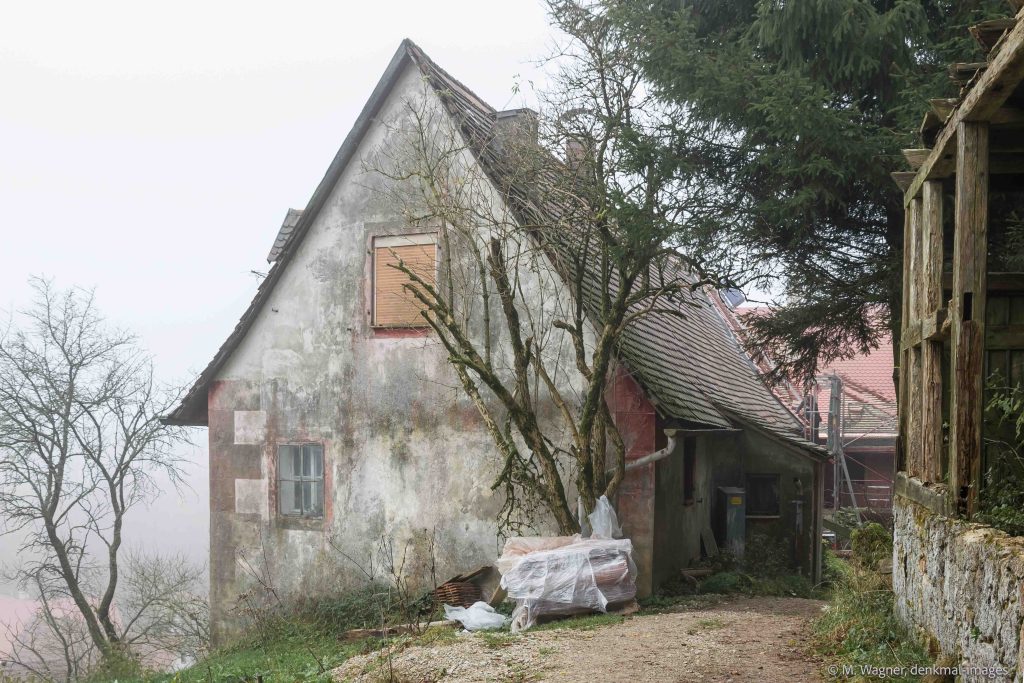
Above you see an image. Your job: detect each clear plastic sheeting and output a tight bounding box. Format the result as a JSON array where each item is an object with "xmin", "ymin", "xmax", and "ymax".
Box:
[
  {"xmin": 588, "ymin": 495, "xmax": 623, "ymax": 540},
  {"xmin": 497, "ymin": 498, "xmax": 636, "ymax": 632},
  {"xmin": 443, "ymin": 601, "xmax": 508, "ymax": 631}
]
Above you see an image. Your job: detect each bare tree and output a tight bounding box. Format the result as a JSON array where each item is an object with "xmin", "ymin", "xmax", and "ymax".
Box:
[
  {"xmin": 0, "ymin": 277, "xmax": 194, "ymax": 675},
  {"xmin": 367, "ymin": 3, "xmax": 733, "ymax": 534},
  {"xmin": 1, "ymin": 554, "xmax": 207, "ymax": 682}
]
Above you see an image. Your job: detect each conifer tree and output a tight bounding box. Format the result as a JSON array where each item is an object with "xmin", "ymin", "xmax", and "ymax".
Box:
[{"xmin": 603, "ymin": 0, "xmax": 1007, "ymax": 382}]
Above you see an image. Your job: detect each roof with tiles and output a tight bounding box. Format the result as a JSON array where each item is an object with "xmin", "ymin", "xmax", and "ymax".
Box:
[
  {"xmin": 167, "ymin": 40, "xmax": 820, "ymax": 455},
  {"xmin": 731, "ymin": 304, "xmax": 896, "ymax": 439},
  {"xmin": 266, "ymin": 208, "xmax": 303, "ymax": 263}
]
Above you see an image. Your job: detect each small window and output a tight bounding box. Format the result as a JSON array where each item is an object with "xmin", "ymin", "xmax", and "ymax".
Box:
[
  {"xmin": 373, "ymin": 234, "xmax": 437, "ymax": 327},
  {"xmin": 746, "ymin": 474, "xmax": 780, "ymax": 517},
  {"xmin": 682, "ymin": 437, "xmax": 696, "ymax": 505},
  {"xmin": 278, "ymin": 444, "xmax": 324, "ymax": 518}
]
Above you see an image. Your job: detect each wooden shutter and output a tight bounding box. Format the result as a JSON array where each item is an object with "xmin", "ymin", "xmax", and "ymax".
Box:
[{"xmin": 373, "ymin": 236, "xmax": 437, "ymax": 327}]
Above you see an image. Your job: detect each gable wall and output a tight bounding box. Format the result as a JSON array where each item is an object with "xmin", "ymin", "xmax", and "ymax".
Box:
[{"xmin": 205, "ymin": 63, "xmax": 579, "ymax": 640}]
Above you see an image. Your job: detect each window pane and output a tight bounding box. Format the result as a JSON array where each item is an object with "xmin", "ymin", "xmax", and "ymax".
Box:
[
  {"xmin": 278, "ymin": 445, "xmax": 300, "ymax": 478},
  {"xmin": 747, "ymin": 475, "xmax": 779, "ymax": 516},
  {"xmin": 302, "ymin": 448, "xmax": 312, "ymax": 478},
  {"xmin": 279, "ymin": 478, "xmax": 299, "ymax": 516},
  {"xmin": 301, "ymin": 481, "xmax": 312, "ymax": 515},
  {"xmin": 310, "ymin": 446, "xmax": 323, "ymax": 478},
  {"xmin": 311, "ymin": 481, "xmax": 324, "ymax": 517}
]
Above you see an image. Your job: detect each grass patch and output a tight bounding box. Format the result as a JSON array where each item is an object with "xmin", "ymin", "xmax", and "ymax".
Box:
[
  {"xmin": 530, "ymin": 612, "xmax": 624, "ymax": 632},
  {"xmin": 697, "ymin": 570, "xmax": 820, "ymax": 598},
  {"xmin": 812, "ymin": 552, "xmax": 931, "ymax": 682},
  {"xmin": 478, "ymin": 630, "xmax": 519, "ymax": 649},
  {"xmin": 137, "ymin": 585, "xmax": 443, "ymax": 683},
  {"xmin": 638, "ymin": 592, "xmax": 724, "ymax": 614},
  {"xmin": 686, "ymin": 616, "xmax": 728, "ymax": 636},
  {"xmin": 147, "ymin": 618, "xmax": 368, "ymax": 682}
]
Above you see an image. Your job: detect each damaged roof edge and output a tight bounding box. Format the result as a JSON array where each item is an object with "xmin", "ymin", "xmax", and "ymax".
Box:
[{"xmin": 162, "ymin": 39, "xmax": 423, "ymax": 427}]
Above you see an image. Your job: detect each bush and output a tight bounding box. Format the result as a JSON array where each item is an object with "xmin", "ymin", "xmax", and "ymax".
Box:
[
  {"xmin": 850, "ymin": 522, "xmax": 891, "ymax": 569},
  {"xmin": 977, "ymin": 469, "xmax": 1024, "ymax": 537}
]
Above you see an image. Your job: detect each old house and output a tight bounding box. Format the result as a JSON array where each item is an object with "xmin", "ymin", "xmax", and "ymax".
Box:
[
  {"xmin": 166, "ymin": 40, "xmax": 827, "ymax": 640},
  {"xmin": 891, "ymin": 4, "xmax": 1024, "ymax": 677}
]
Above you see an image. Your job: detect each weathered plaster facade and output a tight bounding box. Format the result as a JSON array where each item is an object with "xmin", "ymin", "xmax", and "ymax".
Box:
[
  {"xmin": 174, "ymin": 41, "xmax": 828, "ymax": 640},
  {"xmin": 205, "ymin": 64, "xmax": 559, "ymax": 640},
  {"xmin": 893, "ymin": 497, "xmax": 1024, "ymax": 680}
]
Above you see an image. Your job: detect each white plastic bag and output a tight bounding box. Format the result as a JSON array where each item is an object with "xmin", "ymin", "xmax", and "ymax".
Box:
[
  {"xmin": 587, "ymin": 495, "xmax": 622, "ymax": 539},
  {"xmin": 443, "ymin": 601, "xmax": 508, "ymax": 631}
]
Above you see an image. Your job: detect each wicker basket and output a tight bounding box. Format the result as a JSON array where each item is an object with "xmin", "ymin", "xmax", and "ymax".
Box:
[{"xmin": 433, "ymin": 581, "xmax": 481, "ymax": 608}]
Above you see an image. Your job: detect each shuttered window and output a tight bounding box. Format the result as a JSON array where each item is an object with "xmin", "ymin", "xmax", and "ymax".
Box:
[{"xmin": 373, "ymin": 234, "xmax": 437, "ymax": 327}]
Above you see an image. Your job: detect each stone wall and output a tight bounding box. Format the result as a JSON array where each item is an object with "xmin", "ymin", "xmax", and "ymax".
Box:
[{"xmin": 893, "ymin": 495, "xmax": 1024, "ymax": 680}]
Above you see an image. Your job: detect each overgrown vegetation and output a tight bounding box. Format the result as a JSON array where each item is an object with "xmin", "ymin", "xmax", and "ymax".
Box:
[
  {"xmin": 814, "ymin": 539, "xmax": 931, "ymax": 681},
  {"xmin": 980, "ymin": 381, "xmax": 1024, "ymax": 536}
]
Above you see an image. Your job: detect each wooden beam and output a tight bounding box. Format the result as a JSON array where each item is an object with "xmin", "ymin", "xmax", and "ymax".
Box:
[
  {"xmin": 948, "ymin": 62, "xmax": 988, "ymax": 86},
  {"xmin": 891, "ymin": 172, "xmax": 917, "ymax": 192},
  {"xmin": 929, "ymin": 98, "xmax": 958, "ymax": 122},
  {"xmin": 906, "ymin": 197, "xmax": 924, "ymax": 478},
  {"xmin": 921, "ymin": 308, "xmax": 949, "ymax": 342},
  {"xmin": 902, "ymin": 149, "xmax": 931, "ymax": 170},
  {"xmin": 920, "ymin": 109, "xmax": 943, "ymax": 147},
  {"xmin": 970, "ymin": 18, "xmax": 1017, "ymax": 55},
  {"xmin": 942, "ymin": 271, "xmax": 1024, "ymax": 292},
  {"xmin": 921, "ymin": 181, "xmax": 944, "ymax": 483},
  {"xmin": 949, "ymin": 122, "xmax": 989, "ymax": 516},
  {"xmin": 986, "ymin": 325, "xmax": 1024, "ymax": 349},
  {"xmin": 904, "ymin": 13, "xmax": 1024, "ymax": 204}
]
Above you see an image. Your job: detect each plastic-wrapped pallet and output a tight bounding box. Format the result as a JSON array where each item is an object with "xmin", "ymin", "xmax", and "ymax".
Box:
[{"xmin": 497, "ymin": 496, "xmax": 637, "ymax": 631}]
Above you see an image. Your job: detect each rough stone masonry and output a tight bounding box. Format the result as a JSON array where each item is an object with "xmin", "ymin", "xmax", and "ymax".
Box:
[{"xmin": 893, "ymin": 496, "xmax": 1024, "ymax": 681}]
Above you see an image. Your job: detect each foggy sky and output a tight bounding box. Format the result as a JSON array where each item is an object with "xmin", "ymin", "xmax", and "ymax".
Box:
[{"xmin": 0, "ymin": 0, "xmax": 552, "ymax": 592}]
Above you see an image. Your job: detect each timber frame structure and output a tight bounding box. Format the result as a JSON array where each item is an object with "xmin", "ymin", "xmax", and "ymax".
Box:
[{"xmin": 893, "ymin": 2, "xmax": 1024, "ymax": 517}]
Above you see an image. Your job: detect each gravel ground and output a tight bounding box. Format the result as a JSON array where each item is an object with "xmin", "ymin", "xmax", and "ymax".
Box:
[{"xmin": 333, "ymin": 596, "xmax": 826, "ymax": 682}]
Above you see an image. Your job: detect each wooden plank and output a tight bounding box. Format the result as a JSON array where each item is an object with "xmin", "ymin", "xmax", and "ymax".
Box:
[
  {"xmin": 891, "ymin": 171, "xmax": 917, "ymax": 192},
  {"xmin": 948, "ymin": 122, "xmax": 989, "ymax": 516},
  {"xmin": 948, "ymin": 62, "xmax": 988, "ymax": 85},
  {"xmin": 921, "ymin": 181, "xmax": 944, "ymax": 483},
  {"xmin": 929, "ymin": 98, "xmax": 958, "ymax": 122},
  {"xmin": 908, "ymin": 198, "xmax": 924, "ymax": 477},
  {"xmin": 904, "ymin": 14, "xmax": 1024, "ymax": 204},
  {"xmin": 902, "ymin": 149, "xmax": 931, "ymax": 170},
  {"xmin": 922, "ymin": 308, "xmax": 949, "ymax": 342},
  {"xmin": 920, "ymin": 109, "xmax": 943, "ymax": 147},
  {"xmin": 970, "ymin": 18, "xmax": 1017, "ymax": 55},
  {"xmin": 897, "ymin": 200, "xmax": 913, "ymax": 475},
  {"xmin": 986, "ymin": 325, "xmax": 1024, "ymax": 349}
]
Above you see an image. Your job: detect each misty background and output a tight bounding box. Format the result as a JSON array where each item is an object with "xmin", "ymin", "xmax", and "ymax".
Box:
[{"xmin": 0, "ymin": 0, "xmax": 552, "ymax": 595}]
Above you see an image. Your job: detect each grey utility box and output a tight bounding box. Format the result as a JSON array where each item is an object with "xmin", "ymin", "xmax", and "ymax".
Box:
[{"xmin": 715, "ymin": 486, "xmax": 746, "ymax": 558}]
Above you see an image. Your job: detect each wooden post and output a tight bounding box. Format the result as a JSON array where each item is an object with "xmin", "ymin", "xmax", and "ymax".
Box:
[
  {"xmin": 897, "ymin": 199, "xmax": 913, "ymax": 475},
  {"xmin": 921, "ymin": 181, "xmax": 944, "ymax": 483},
  {"xmin": 949, "ymin": 121, "xmax": 989, "ymax": 515},
  {"xmin": 907, "ymin": 198, "xmax": 923, "ymax": 478}
]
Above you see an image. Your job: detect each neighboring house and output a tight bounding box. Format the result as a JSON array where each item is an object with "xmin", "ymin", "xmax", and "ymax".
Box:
[
  {"xmin": 718, "ymin": 300, "xmax": 897, "ymax": 518},
  {"xmin": 166, "ymin": 40, "xmax": 827, "ymax": 641},
  {"xmin": 810, "ymin": 336, "xmax": 897, "ymax": 516}
]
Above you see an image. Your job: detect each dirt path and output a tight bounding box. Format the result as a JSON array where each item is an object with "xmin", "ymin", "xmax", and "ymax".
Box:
[{"xmin": 333, "ymin": 596, "xmax": 826, "ymax": 682}]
